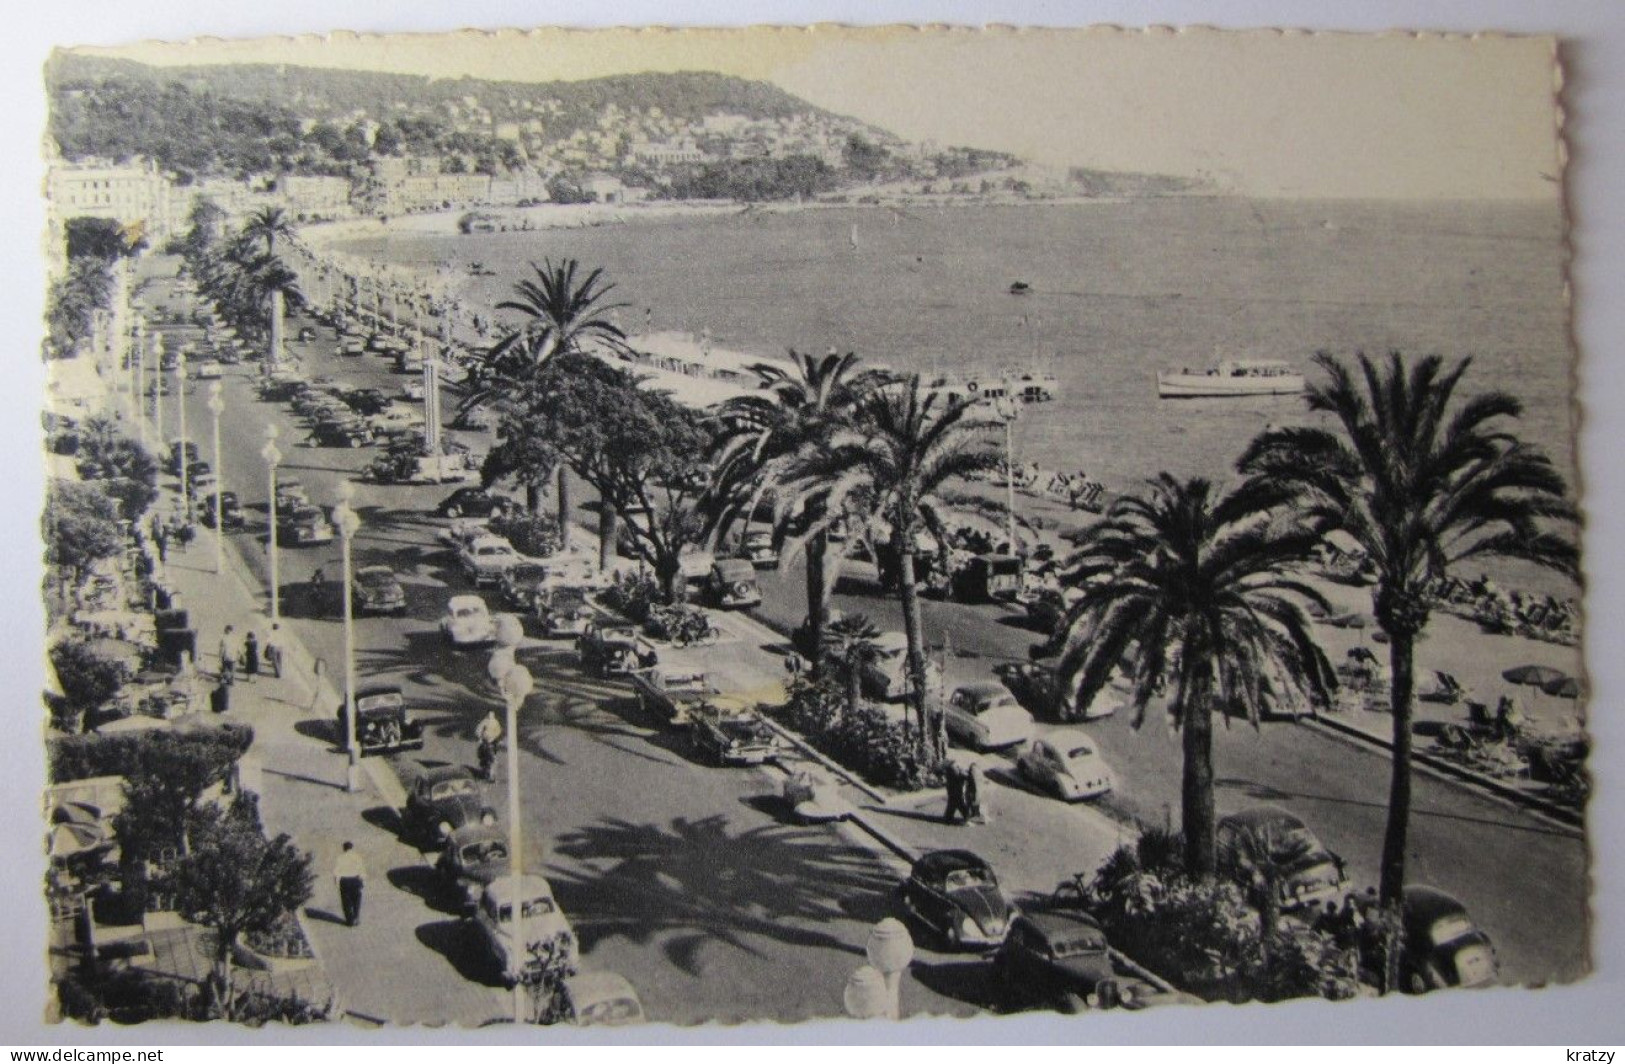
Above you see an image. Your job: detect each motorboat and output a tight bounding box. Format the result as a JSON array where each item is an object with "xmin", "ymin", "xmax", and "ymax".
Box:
[{"xmin": 1157, "ymin": 359, "xmax": 1305, "ymax": 398}]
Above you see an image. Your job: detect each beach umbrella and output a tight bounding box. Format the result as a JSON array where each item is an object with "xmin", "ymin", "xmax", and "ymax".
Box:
[
  {"xmin": 1502, "ymin": 664, "xmax": 1569, "ymax": 689},
  {"xmin": 48, "ymin": 821, "xmax": 108, "ymax": 861},
  {"xmin": 1542, "ymin": 676, "xmax": 1582, "ymax": 699}
]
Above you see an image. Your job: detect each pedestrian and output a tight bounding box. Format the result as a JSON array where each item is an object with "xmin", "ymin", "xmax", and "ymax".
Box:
[
  {"xmin": 154, "ymin": 525, "xmax": 168, "ymax": 565},
  {"xmin": 209, "ymin": 676, "xmax": 231, "ymax": 715},
  {"xmin": 967, "ymin": 760, "xmax": 989, "ymax": 824},
  {"xmin": 1313, "ymin": 900, "xmax": 1340, "ymax": 938},
  {"xmin": 783, "ymin": 651, "xmax": 805, "ymax": 682},
  {"xmin": 941, "ymin": 759, "xmax": 966, "ymax": 824},
  {"xmin": 333, "ymin": 841, "xmax": 366, "ymax": 928},
  {"xmin": 243, "ymin": 630, "xmax": 260, "ymax": 680},
  {"xmin": 264, "ymin": 623, "xmax": 283, "ymax": 679},
  {"xmin": 475, "ymin": 710, "xmax": 503, "ymax": 781},
  {"xmin": 217, "ymin": 625, "xmax": 237, "ymax": 684}
]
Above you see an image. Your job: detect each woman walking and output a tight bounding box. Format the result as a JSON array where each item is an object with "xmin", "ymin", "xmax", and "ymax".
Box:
[{"xmin": 242, "ymin": 630, "xmax": 260, "ymax": 680}]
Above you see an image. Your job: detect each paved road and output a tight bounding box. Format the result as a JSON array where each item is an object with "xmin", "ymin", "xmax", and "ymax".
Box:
[{"xmin": 141, "ymin": 260, "xmax": 1589, "ymax": 1006}]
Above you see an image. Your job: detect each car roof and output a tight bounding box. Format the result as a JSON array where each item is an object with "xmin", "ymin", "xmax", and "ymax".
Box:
[
  {"xmin": 713, "ymin": 558, "xmax": 755, "ymax": 575},
  {"xmin": 419, "ymin": 765, "xmax": 474, "ymax": 785},
  {"xmin": 356, "ymin": 565, "xmax": 396, "ymax": 578},
  {"xmin": 956, "ymin": 681, "xmax": 1010, "ymax": 700},
  {"xmin": 483, "ymin": 873, "xmax": 555, "ymax": 904},
  {"xmin": 1219, "ymin": 806, "xmax": 1308, "ymax": 833},
  {"xmin": 356, "ymin": 682, "xmax": 403, "ymax": 698},
  {"xmin": 914, "ymin": 849, "xmax": 991, "ymax": 876},
  {"xmin": 469, "ymin": 536, "xmax": 512, "ymax": 549},
  {"xmin": 447, "ymin": 823, "xmax": 507, "ymax": 847},
  {"xmin": 1404, "ymin": 885, "xmax": 1470, "ymax": 920},
  {"xmin": 448, "ymin": 594, "xmax": 487, "ymax": 609},
  {"xmin": 1021, "ymin": 908, "xmax": 1108, "ymax": 945}
]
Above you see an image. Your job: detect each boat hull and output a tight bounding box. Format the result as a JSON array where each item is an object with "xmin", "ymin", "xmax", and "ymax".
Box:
[{"xmin": 1157, "ymin": 373, "xmax": 1305, "ymax": 399}]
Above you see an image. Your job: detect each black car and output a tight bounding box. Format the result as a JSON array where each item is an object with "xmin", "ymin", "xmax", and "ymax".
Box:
[
  {"xmin": 199, "ymin": 490, "xmax": 244, "ymax": 529},
  {"xmin": 352, "ymin": 565, "xmax": 407, "ymax": 615},
  {"xmin": 296, "ymin": 326, "xmax": 318, "ymax": 342},
  {"xmin": 335, "ymin": 683, "xmax": 425, "ymax": 756},
  {"xmin": 436, "ymin": 488, "xmax": 510, "ymax": 519},
  {"xmin": 990, "ymin": 910, "xmax": 1115, "ymax": 1012},
  {"xmin": 578, "ymin": 619, "xmax": 657, "ymax": 677},
  {"xmin": 689, "ymin": 705, "xmax": 783, "ymax": 766},
  {"xmin": 1215, "ymin": 807, "xmax": 1346, "ymax": 913},
  {"xmin": 1400, "ymin": 886, "xmax": 1499, "ymax": 992},
  {"xmin": 343, "ymin": 388, "xmax": 393, "ymax": 417},
  {"xmin": 435, "ymin": 824, "xmax": 511, "ymax": 915},
  {"xmin": 899, "ymin": 850, "xmax": 1017, "ymax": 950},
  {"xmin": 402, "ymin": 765, "xmax": 497, "ymax": 849},
  {"xmin": 311, "ymin": 419, "xmax": 372, "ymax": 449}
]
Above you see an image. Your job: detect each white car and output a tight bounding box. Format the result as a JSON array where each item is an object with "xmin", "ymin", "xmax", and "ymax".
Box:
[
  {"xmin": 192, "ymin": 360, "xmax": 223, "ymax": 380},
  {"xmin": 860, "ymin": 632, "xmax": 944, "ymax": 702},
  {"xmin": 472, "ymin": 874, "xmax": 576, "ymax": 987},
  {"xmin": 402, "ymin": 379, "xmax": 426, "ymax": 402},
  {"xmin": 1015, "ymin": 736, "xmax": 1115, "ymax": 800},
  {"xmin": 437, "ymin": 516, "xmax": 492, "ymax": 548},
  {"xmin": 460, "ymin": 535, "xmax": 521, "ymax": 587},
  {"xmin": 368, "ymin": 404, "xmax": 425, "ymax": 436},
  {"xmin": 440, "ymin": 594, "xmax": 497, "ymax": 646},
  {"xmin": 945, "ymin": 682, "xmax": 1037, "ymax": 750}
]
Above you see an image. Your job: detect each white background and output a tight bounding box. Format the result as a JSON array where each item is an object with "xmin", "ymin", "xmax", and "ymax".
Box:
[{"xmin": 1, "ymin": 0, "xmax": 1620, "ymax": 1047}]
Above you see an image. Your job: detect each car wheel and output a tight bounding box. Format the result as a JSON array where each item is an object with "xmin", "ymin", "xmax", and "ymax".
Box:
[{"xmin": 447, "ymin": 506, "xmax": 462, "ymax": 518}]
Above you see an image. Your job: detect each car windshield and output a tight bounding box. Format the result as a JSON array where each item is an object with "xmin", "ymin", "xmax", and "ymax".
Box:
[
  {"xmin": 454, "ymin": 605, "xmax": 484, "ymax": 619},
  {"xmin": 462, "ymin": 841, "xmax": 507, "ymax": 864},
  {"xmin": 430, "ymin": 778, "xmax": 476, "ymax": 801},
  {"xmin": 1050, "ymin": 934, "xmax": 1106, "ymax": 959},
  {"xmin": 477, "ymin": 545, "xmax": 511, "ymax": 557},
  {"xmin": 498, "ymin": 896, "xmax": 557, "ymax": 922},
  {"xmin": 356, "ymin": 693, "xmax": 401, "ymax": 712},
  {"xmin": 1067, "ymin": 744, "xmax": 1096, "ymax": 760},
  {"xmin": 512, "ymin": 565, "xmax": 547, "ymax": 582},
  {"xmin": 942, "ymin": 868, "xmax": 994, "ymax": 891},
  {"xmin": 1429, "ymin": 915, "xmax": 1476, "ymax": 946}
]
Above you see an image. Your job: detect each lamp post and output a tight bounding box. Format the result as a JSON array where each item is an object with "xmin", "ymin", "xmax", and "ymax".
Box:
[
  {"xmin": 858, "ymin": 917, "xmax": 914, "ymax": 1020},
  {"xmin": 260, "ymin": 426, "xmax": 283, "ymax": 623},
  {"xmin": 996, "ymin": 396, "xmax": 1020, "ymax": 560},
  {"xmin": 177, "ymin": 344, "xmax": 191, "ymax": 522},
  {"xmin": 333, "ymin": 485, "xmax": 362, "ymax": 793},
  {"xmin": 497, "ymin": 654, "xmax": 534, "ymax": 1024},
  {"xmin": 207, "ymin": 383, "xmax": 226, "ymax": 574},
  {"xmin": 152, "ymin": 333, "xmax": 165, "ymax": 447}
]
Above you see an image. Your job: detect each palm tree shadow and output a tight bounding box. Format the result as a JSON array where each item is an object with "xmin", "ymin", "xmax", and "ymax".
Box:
[{"xmin": 548, "ymin": 814, "xmax": 894, "ymax": 975}]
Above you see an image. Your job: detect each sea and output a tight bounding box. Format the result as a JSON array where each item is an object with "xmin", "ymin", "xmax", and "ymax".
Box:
[{"xmin": 332, "ymin": 197, "xmax": 1576, "ymax": 502}]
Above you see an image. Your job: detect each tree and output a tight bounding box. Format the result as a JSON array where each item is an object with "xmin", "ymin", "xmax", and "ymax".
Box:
[
  {"xmin": 1049, "ymin": 474, "xmax": 1337, "ymax": 876},
  {"xmin": 75, "ymin": 416, "xmax": 158, "ymax": 521},
  {"xmin": 824, "ymin": 613, "xmax": 883, "ymax": 719},
  {"xmin": 48, "ymin": 639, "xmax": 125, "ymax": 734},
  {"xmin": 242, "ymin": 206, "xmax": 294, "ymax": 258},
  {"xmin": 781, "ymin": 376, "xmax": 1001, "ymax": 748},
  {"xmin": 43, "ymin": 479, "xmax": 124, "ymax": 590},
  {"xmin": 45, "ymin": 257, "xmax": 114, "ymax": 357},
  {"xmin": 113, "ymin": 733, "xmax": 247, "ymax": 863},
  {"xmin": 1237, "ymin": 352, "xmax": 1576, "ymax": 908},
  {"xmin": 172, "ymin": 798, "xmax": 313, "ymax": 1019},
  {"xmin": 64, "ymin": 217, "xmax": 142, "ymax": 262},
  {"xmin": 706, "ymin": 348, "xmax": 889, "ymax": 671}
]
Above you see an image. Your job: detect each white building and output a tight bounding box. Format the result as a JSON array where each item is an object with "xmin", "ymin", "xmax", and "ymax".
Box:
[{"xmin": 46, "ymin": 157, "xmax": 177, "ymax": 245}]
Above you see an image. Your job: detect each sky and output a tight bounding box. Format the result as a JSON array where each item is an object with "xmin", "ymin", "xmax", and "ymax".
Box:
[{"xmin": 78, "ymin": 25, "xmax": 1564, "ymax": 199}]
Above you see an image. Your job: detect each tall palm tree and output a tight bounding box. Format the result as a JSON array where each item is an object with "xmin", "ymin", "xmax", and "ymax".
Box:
[
  {"xmin": 781, "ymin": 375, "xmax": 1000, "ymax": 747},
  {"xmin": 707, "ymin": 348, "xmax": 889, "ymax": 670},
  {"xmin": 825, "ymin": 612, "xmax": 885, "ymax": 718},
  {"xmin": 242, "ymin": 206, "xmax": 294, "ymax": 258},
  {"xmin": 465, "ymin": 259, "xmax": 630, "ymax": 538},
  {"xmin": 1238, "ymin": 351, "xmax": 1576, "ymax": 906},
  {"xmin": 1050, "ymin": 474, "xmax": 1337, "ymax": 876}
]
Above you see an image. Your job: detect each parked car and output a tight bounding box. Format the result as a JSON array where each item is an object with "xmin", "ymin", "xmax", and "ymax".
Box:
[
  {"xmin": 199, "ymin": 490, "xmax": 244, "ymax": 529},
  {"xmin": 945, "ymin": 682, "xmax": 1037, "ymax": 750},
  {"xmin": 861, "ymin": 632, "xmax": 944, "ymax": 702},
  {"xmin": 435, "ymin": 824, "xmax": 510, "ymax": 915},
  {"xmin": 437, "ymin": 487, "xmax": 511, "ymax": 519},
  {"xmin": 336, "ymin": 683, "xmax": 425, "ymax": 756},
  {"xmin": 1400, "ymin": 886, "xmax": 1499, "ymax": 992},
  {"xmin": 439, "ymin": 516, "xmax": 495, "ymax": 550},
  {"xmin": 689, "ymin": 703, "xmax": 783, "ymax": 766},
  {"xmin": 552, "ymin": 972, "xmax": 645, "ymax": 1027},
  {"xmin": 705, "ymin": 558, "xmax": 762, "ymax": 609},
  {"xmin": 953, "ymin": 554, "xmax": 1025, "ymax": 603},
  {"xmin": 1014, "ymin": 736, "xmax": 1115, "ymax": 800},
  {"xmin": 1215, "ymin": 807, "xmax": 1348, "ymax": 913},
  {"xmin": 310, "ymin": 419, "xmax": 372, "ymax": 448},
  {"xmin": 471, "ymin": 874, "xmax": 576, "ymax": 986},
  {"xmin": 630, "ymin": 667, "xmax": 721, "ymax": 728},
  {"xmin": 274, "ymin": 479, "xmax": 310, "ymax": 511},
  {"xmin": 740, "ymin": 529, "xmax": 779, "ymax": 569},
  {"xmin": 402, "ymin": 378, "xmax": 427, "ymax": 402},
  {"xmin": 353, "ymin": 565, "xmax": 407, "ymax": 616},
  {"xmin": 368, "ymin": 404, "xmax": 426, "ymax": 436},
  {"xmin": 192, "ymin": 359, "xmax": 223, "ymax": 380},
  {"xmin": 441, "ymin": 594, "xmax": 497, "ymax": 646},
  {"xmin": 340, "ymin": 336, "xmax": 365, "ymax": 357},
  {"xmin": 535, "ymin": 586, "xmax": 592, "ymax": 638},
  {"xmin": 277, "ymin": 504, "xmax": 335, "ymax": 547},
  {"xmin": 403, "ymin": 765, "xmax": 496, "ymax": 848},
  {"xmin": 989, "ymin": 910, "xmax": 1115, "ymax": 1011},
  {"xmin": 499, "ymin": 561, "xmax": 550, "ymax": 612},
  {"xmin": 342, "ymin": 388, "xmax": 392, "ymax": 416},
  {"xmin": 578, "ymin": 618, "xmax": 658, "ymax": 677},
  {"xmin": 899, "ymin": 850, "xmax": 1017, "ymax": 950},
  {"xmin": 296, "ymin": 326, "xmax": 318, "ymax": 342},
  {"xmin": 460, "ymin": 535, "xmax": 521, "ymax": 588}
]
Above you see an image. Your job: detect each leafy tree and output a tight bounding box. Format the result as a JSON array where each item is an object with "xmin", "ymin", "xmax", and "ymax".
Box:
[
  {"xmin": 780, "ymin": 376, "xmax": 1000, "ymax": 749},
  {"xmin": 43, "ymin": 479, "xmax": 124, "ymax": 589},
  {"xmin": 75, "ymin": 416, "xmax": 158, "ymax": 521},
  {"xmin": 45, "ymin": 257, "xmax": 114, "ymax": 357},
  {"xmin": 824, "ymin": 613, "xmax": 883, "ymax": 718},
  {"xmin": 171, "ymin": 798, "xmax": 313, "ymax": 1019},
  {"xmin": 1049, "ymin": 474, "xmax": 1336, "ymax": 876},
  {"xmin": 64, "ymin": 217, "xmax": 143, "ymax": 262},
  {"xmin": 48, "ymin": 639, "xmax": 125, "ymax": 734},
  {"xmin": 843, "ymin": 134, "xmax": 890, "ymax": 181},
  {"xmin": 242, "ymin": 206, "xmax": 293, "ymax": 257},
  {"xmin": 1238, "ymin": 352, "xmax": 1577, "ymax": 909}
]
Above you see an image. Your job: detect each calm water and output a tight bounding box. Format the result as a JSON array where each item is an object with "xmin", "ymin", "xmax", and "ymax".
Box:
[{"xmin": 336, "ymin": 197, "xmax": 1576, "ymax": 494}]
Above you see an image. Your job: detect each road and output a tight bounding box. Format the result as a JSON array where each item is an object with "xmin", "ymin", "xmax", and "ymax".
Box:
[{"xmin": 139, "ymin": 259, "xmax": 1588, "ymax": 1014}]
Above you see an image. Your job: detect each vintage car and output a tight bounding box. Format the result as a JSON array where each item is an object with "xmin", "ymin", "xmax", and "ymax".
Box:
[
  {"xmin": 945, "ymin": 682, "xmax": 1037, "ymax": 750},
  {"xmin": 498, "ymin": 561, "xmax": 550, "ymax": 611},
  {"xmin": 899, "ymin": 850, "xmax": 1017, "ymax": 951},
  {"xmin": 577, "ymin": 618, "xmax": 658, "ymax": 677},
  {"xmin": 689, "ymin": 703, "xmax": 783, "ymax": 766},
  {"xmin": 435, "ymin": 823, "xmax": 510, "ymax": 915},
  {"xmin": 192, "ymin": 359, "xmax": 223, "ymax": 380},
  {"xmin": 1215, "ymin": 807, "xmax": 1348, "ymax": 912},
  {"xmin": 629, "ymin": 667, "xmax": 721, "ymax": 727},
  {"xmin": 438, "ymin": 516, "xmax": 494, "ymax": 550},
  {"xmin": 989, "ymin": 909, "xmax": 1115, "ymax": 1011},
  {"xmin": 342, "ymin": 387, "xmax": 393, "ymax": 417},
  {"xmin": 296, "ymin": 325, "xmax": 318, "ymax": 342},
  {"xmin": 440, "ymin": 594, "xmax": 498, "ymax": 647},
  {"xmin": 535, "ymin": 586, "xmax": 592, "ymax": 638},
  {"xmin": 402, "ymin": 378, "xmax": 427, "ymax": 402},
  {"xmin": 276, "ymin": 504, "xmax": 335, "ymax": 547},
  {"xmin": 353, "ymin": 565, "xmax": 407, "ymax": 616},
  {"xmin": 311, "ymin": 418, "xmax": 372, "ymax": 449},
  {"xmin": 553, "ymin": 972, "xmax": 645, "ymax": 1027},
  {"xmin": 952, "ymin": 554, "xmax": 1025, "ymax": 604},
  {"xmin": 368, "ymin": 404, "xmax": 426, "ymax": 437},
  {"xmin": 274, "ymin": 478, "xmax": 310, "ymax": 511},
  {"xmin": 437, "ymin": 487, "xmax": 510, "ymax": 519},
  {"xmin": 471, "ymin": 873, "xmax": 577, "ymax": 986},
  {"xmin": 1015, "ymin": 736, "xmax": 1115, "ymax": 801},
  {"xmin": 740, "ymin": 530, "xmax": 779, "ymax": 569},
  {"xmin": 403, "ymin": 765, "xmax": 497, "ymax": 848},
  {"xmin": 993, "ymin": 661, "xmax": 1118, "ymax": 722},
  {"xmin": 1400, "ymin": 886, "xmax": 1499, "ymax": 992},
  {"xmin": 860, "ymin": 632, "xmax": 944, "ymax": 702},
  {"xmin": 199, "ymin": 490, "xmax": 244, "ymax": 529},
  {"xmin": 705, "ymin": 558, "xmax": 763, "ymax": 609},
  {"xmin": 459, "ymin": 535, "xmax": 521, "ymax": 588},
  {"xmin": 336, "ymin": 683, "xmax": 425, "ymax": 756},
  {"xmin": 340, "ymin": 336, "xmax": 366, "ymax": 357}
]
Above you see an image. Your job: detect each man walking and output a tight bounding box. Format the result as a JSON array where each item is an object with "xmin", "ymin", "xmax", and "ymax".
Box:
[
  {"xmin": 264, "ymin": 623, "xmax": 283, "ymax": 679},
  {"xmin": 475, "ymin": 710, "xmax": 503, "ymax": 781},
  {"xmin": 334, "ymin": 841, "xmax": 366, "ymax": 928},
  {"xmin": 217, "ymin": 625, "xmax": 237, "ymax": 684},
  {"xmin": 941, "ymin": 759, "xmax": 967, "ymax": 824}
]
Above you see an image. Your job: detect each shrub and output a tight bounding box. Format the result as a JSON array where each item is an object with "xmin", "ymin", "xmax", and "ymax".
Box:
[
  {"xmin": 601, "ymin": 570, "xmax": 661, "ymax": 622},
  {"xmin": 644, "ymin": 603, "xmax": 710, "ymax": 643},
  {"xmin": 768, "ymin": 676, "xmax": 944, "ymax": 791},
  {"xmin": 488, "ymin": 513, "xmax": 563, "ymax": 559},
  {"xmin": 49, "ymin": 640, "xmax": 127, "ymax": 733},
  {"xmin": 49, "ymin": 723, "xmax": 254, "ymax": 784}
]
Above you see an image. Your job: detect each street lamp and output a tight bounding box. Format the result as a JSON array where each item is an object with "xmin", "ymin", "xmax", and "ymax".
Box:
[
  {"xmin": 152, "ymin": 333, "xmax": 165, "ymax": 448},
  {"xmin": 177, "ymin": 344, "xmax": 192, "ymax": 522},
  {"xmin": 497, "ymin": 658, "xmax": 534, "ymax": 1024},
  {"xmin": 333, "ymin": 484, "xmax": 362, "ymax": 794},
  {"xmin": 207, "ymin": 382, "xmax": 226, "ymax": 574},
  {"xmin": 996, "ymin": 396, "xmax": 1021, "ymax": 560},
  {"xmin": 260, "ymin": 426, "xmax": 283, "ymax": 623}
]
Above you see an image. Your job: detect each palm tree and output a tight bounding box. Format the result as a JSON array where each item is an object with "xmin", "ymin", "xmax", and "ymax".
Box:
[
  {"xmin": 707, "ymin": 348, "xmax": 889, "ymax": 670},
  {"xmin": 242, "ymin": 206, "xmax": 294, "ymax": 258},
  {"xmin": 1237, "ymin": 351, "xmax": 1576, "ymax": 906},
  {"xmin": 467, "ymin": 259, "xmax": 630, "ymax": 539},
  {"xmin": 1050, "ymin": 474, "xmax": 1337, "ymax": 876},
  {"xmin": 781, "ymin": 375, "xmax": 1000, "ymax": 748},
  {"xmin": 825, "ymin": 612, "xmax": 885, "ymax": 718}
]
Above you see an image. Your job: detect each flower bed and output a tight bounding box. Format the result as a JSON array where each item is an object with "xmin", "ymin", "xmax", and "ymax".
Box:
[{"xmin": 766, "ymin": 676, "xmax": 943, "ymax": 792}]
